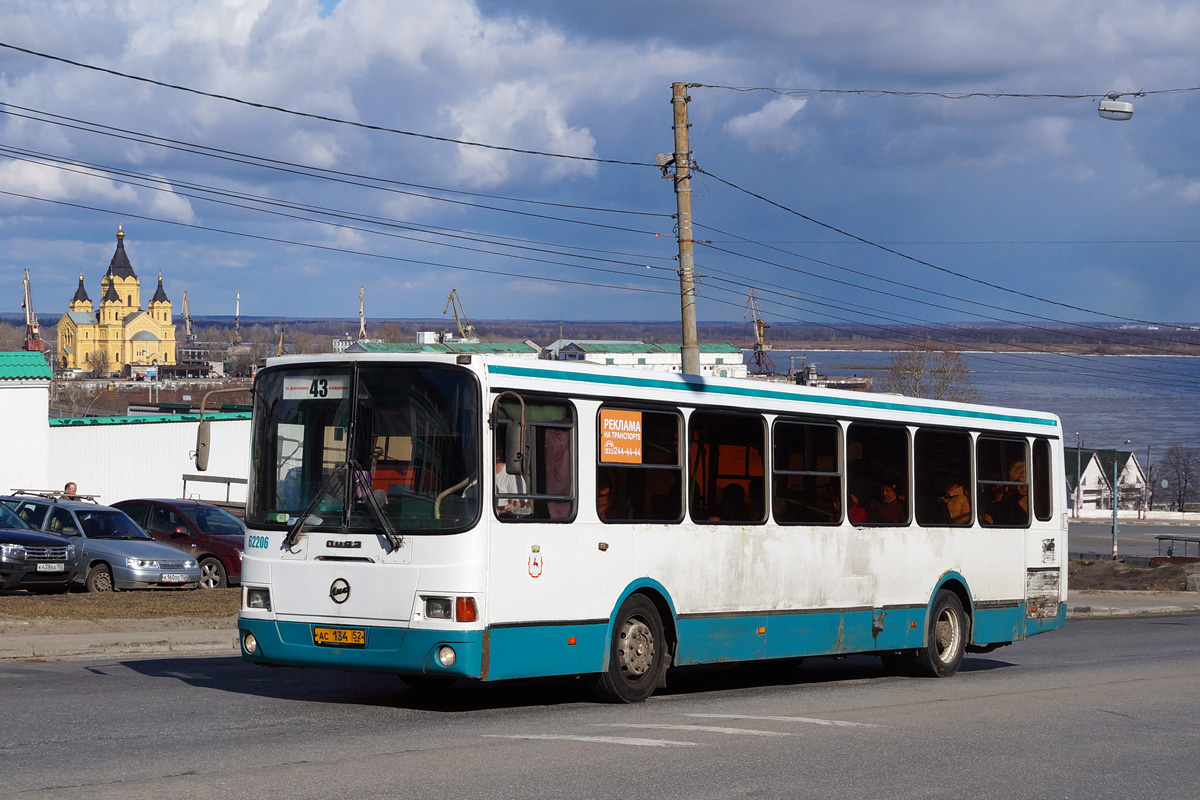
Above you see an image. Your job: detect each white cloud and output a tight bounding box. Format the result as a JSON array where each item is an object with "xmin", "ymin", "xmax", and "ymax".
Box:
[
  {"xmin": 725, "ymin": 97, "xmax": 807, "ymax": 152},
  {"xmin": 1180, "ymin": 181, "xmax": 1200, "ymax": 203}
]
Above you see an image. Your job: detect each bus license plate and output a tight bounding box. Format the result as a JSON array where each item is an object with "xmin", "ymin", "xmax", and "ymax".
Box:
[
  {"xmin": 36, "ymin": 563, "xmax": 65, "ymax": 572},
  {"xmin": 160, "ymin": 573, "xmax": 189, "ymax": 583},
  {"xmin": 314, "ymin": 627, "xmax": 366, "ymax": 647}
]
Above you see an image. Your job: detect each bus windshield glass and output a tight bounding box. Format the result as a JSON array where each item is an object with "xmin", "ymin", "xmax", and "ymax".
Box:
[{"xmin": 248, "ymin": 364, "xmax": 481, "ymax": 533}]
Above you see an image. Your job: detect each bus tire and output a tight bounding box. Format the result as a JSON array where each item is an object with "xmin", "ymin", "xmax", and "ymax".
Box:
[
  {"xmin": 592, "ymin": 594, "xmax": 666, "ymax": 703},
  {"xmin": 914, "ymin": 590, "xmax": 967, "ymax": 678}
]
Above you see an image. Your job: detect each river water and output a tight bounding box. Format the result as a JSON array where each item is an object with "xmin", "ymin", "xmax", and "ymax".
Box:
[{"xmin": 748, "ymin": 350, "xmax": 1200, "ymax": 457}]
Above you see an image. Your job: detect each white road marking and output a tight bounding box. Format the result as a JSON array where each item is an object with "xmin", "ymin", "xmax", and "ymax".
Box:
[
  {"xmin": 484, "ymin": 734, "xmax": 697, "ymax": 748},
  {"xmin": 686, "ymin": 713, "xmax": 879, "ymax": 728},
  {"xmin": 595, "ymin": 723, "xmax": 792, "ymax": 737}
]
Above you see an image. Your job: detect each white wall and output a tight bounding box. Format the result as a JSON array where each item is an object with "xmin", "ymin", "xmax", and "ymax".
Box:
[
  {"xmin": 46, "ymin": 417, "xmax": 252, "ymax": 505},
  {"xmin": 0, "ymin": 382, "xmax": 50, "ymax": 493}
]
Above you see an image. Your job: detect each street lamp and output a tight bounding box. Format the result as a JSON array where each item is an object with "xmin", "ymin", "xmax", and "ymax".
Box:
[{"xmin": 1111, "ymin": 439, "xmax": 1131, "ymax": 559}]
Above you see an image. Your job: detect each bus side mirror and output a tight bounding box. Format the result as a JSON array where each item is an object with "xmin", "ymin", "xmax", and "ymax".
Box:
[
  {"xmin": 196, "ymin": 420, "xmax": 211, "ymax": 471},
  {"xmin": 504, "ymin": 422, "xmax": 525, "ymax": 477}
]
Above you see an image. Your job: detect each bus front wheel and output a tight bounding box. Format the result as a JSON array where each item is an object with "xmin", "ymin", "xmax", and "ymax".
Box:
[
  {"xmin": 914, "ymin": 590, "xmax": 968, "ymax": 678},
  {"xmin": 593, "ymin": 595, "xmax": 666, "ymax": 703}
]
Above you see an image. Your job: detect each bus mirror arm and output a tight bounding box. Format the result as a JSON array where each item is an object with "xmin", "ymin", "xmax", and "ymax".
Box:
[
  {"xmin": 490, "ymin": 391, "xmax": 527, "ymax": 477},
  {"xmin": 195, "ymin": 386, "xmax": 252, "ymax": 472}
]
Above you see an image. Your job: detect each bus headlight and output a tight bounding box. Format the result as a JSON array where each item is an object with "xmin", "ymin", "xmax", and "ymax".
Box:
[
  {"xmin": 246, "ymin": 588, "xmax": 271, "ymax": 610},
  {"xmin": 243, "ymin": 632, "xmax": 258, "ymax": 654},
  {"xmin": 437, "ymin": 645, "xmax": 456, "ymax": 667},
  {"xmin": 425, "ymin": 597, "xmax": 452, "ymax": 619}
]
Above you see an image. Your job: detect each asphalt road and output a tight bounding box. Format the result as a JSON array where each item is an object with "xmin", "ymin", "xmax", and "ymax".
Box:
[
  {"xmin": 3, "ymin": 615, "xmax": 1197, "ymax": 800},
  {"xmin": 1069, "ymin": 519, "xmax": 1200, "ymax": 558}
]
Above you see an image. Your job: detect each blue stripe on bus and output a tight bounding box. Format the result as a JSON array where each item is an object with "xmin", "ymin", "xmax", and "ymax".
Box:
[
  {"xmin": 486, "ymin": 363, "xmax": 1058, "ymax": 427},
  {"xmin": 241, "ymin": 602, "xmax": 1065, "ymax": 680},
  {"xmin": 239, "ymin": 619, "xmax": 485, "ymax": 678}
]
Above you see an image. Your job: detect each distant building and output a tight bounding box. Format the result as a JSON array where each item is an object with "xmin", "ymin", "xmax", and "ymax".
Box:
[
  {"xmin": 344, "ymin": 341, "xmax": 541, "ymax": 358},
  {"xmin": 544, "ymin": 340, "xmax": 747, "ymax": 379},
  {"xmin": 56, "ymin": 225, "xmax": 177, "ymax": 376},
  {"xmin": 1066, "ymin": 448, "xmax": 1145, "ymax": 512}
]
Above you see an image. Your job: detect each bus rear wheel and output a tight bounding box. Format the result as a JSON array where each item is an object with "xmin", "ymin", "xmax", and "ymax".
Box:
[
  {"xmin": 592, "ymin": 595, "xmax": 666, "ymax": 703},
  {"xmin": 914, "ymin": 590, "xmax": 968, "ymax": 678}
]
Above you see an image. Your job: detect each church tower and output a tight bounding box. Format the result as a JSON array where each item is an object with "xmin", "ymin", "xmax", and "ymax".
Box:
[
  {"xmin": 148, "ymin": 270, "xmax": 172, "ymax": 325},
  {"xmin": 68, "ymin": 272, "xmax": 92, "ymax": 313},
  {"xmin": 99, "ymin": 223, "xmax": 140, "ymax": 314}
]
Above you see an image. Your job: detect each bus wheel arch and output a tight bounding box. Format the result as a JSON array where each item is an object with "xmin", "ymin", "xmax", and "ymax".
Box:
[
  {"xmin": 914, "ymin": 585, "xmax": 970, "ymax": 678},
  {"xmin": 592, "ymin": 591, "xmax": 673, "ymax": 703}
]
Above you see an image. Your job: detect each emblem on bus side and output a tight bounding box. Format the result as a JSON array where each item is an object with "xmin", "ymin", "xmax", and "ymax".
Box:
[
  {"xmin": 528, "ymin": 554, "xmax": 543, "ymax": 578},
  {"xmin": 330, "ymin": 578, "xmax": 351, "ymax": 604}
]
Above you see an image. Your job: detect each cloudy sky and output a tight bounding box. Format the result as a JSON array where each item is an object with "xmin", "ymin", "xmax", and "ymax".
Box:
[{"xmin": 1, "ymin": 0, "xmax": 1197, "ymax": 336}]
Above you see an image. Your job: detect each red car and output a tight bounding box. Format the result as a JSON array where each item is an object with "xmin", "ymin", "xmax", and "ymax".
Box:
[{"xmin": 113, "ymin": 499, "xmax": 244, "ymax": 589}]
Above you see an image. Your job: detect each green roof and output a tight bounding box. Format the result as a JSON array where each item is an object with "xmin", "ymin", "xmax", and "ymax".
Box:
[
  {"xmin": 0, "ymin": 352, "xmax": 53, "ymax": 380},
  {"xmin": 566, "ymin": 342, "xmax": 741, "ymax": 354},
  {"xmin": 351, "ymin": 341, "xmax": 539, "ymax": 354},
  {"xmin": 49, "ymin": 411, "xmax": 251, "ymax": 427}
]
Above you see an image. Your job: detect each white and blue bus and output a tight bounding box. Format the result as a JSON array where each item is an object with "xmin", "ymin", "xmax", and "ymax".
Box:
[{"xmin": 236, "ymin": 354, "xmax": 1066, "ymax": 702}]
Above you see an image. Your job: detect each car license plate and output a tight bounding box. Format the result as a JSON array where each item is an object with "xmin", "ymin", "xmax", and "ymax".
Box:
[
  {"xmin": 160, "ymin": 573, "xmax": 190, "ymax": 583},
  {"xmin": 36, "ymin": 563, "xmax": 65, "ymax": 572},
  {"xmin": 314, "ymin": 627, "xmax": 366, "ymax": 647}
]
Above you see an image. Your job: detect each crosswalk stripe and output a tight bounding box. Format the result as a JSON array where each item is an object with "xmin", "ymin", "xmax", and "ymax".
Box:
[
  {"xmin": 484, "ymin": 734, "xmax": 697, "ymax": 748},
  {"xmin": 595, "ymin": 723, "xmax": 792, "ymax": 737},
  {"xmin": 687, "ymin": 713, "xmax": 879, "ymax": 728}
]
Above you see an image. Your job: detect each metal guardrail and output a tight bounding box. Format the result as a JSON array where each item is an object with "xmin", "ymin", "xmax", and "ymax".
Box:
[{"xmin": 182, "ymin": 473, "xmax": 247, "ymax": 502}]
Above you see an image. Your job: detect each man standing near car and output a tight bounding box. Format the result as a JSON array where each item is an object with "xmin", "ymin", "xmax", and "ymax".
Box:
[{"xmin": 63, "ymin": 482, "xmax": 78, "ymax": 498}]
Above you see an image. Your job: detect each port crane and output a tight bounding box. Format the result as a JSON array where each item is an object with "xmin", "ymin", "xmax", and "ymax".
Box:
[
  {"xmin": 21, "ymin": 269, "xmax": 44, "ymax": 352},
  {"xmin": 745, "ymin": 289, "xmax": 775, "ymax": 374},
  {"xmin": 181, "ymin": 291, "xmax": 196, "ymax": 342},
  {"xmin": 443, "ymin": 289, "xmax": 477, "ymax": 341}
]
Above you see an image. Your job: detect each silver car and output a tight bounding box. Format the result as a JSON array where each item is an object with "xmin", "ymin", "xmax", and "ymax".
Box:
[{"xmin": 0, "ymin": 494, "xmax": 201, "ymax": 592}]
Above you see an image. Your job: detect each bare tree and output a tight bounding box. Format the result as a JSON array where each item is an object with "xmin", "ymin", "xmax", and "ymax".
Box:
[
  {"xmin": 876, "ymin": 348, "xmax": 979, "ymax": 402},
  {"xmin": 1158, "ymin": 444, "xmax": 1198, "ymax": 511}
]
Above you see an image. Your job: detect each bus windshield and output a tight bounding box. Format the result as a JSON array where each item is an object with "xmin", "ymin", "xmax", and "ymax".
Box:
[{"xmin": 247, "ymin": 364, "xmax": 481, "ymax": 534}]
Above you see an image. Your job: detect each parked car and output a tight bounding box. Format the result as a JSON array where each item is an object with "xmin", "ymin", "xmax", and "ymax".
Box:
[
  {"xmin": 112, "ymin": 499, "xmax": 244, "ymax": 589},
  {"xmin": 0, "ymin": 501, "xmax": 77, "ymax": 592},
  {"xmin": 0, "ymin": 492, "xmax": 200, "ymax": 592}
]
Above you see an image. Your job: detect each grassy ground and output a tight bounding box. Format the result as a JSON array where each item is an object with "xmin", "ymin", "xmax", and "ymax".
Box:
[{"xmin": 0, "ymin": 587, "xmax": 240, "ymax": 620}]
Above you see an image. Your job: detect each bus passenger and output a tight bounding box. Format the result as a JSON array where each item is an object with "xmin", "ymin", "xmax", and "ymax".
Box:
[
  {"xmin": 868, "ymin": 482, "xmax": 906, "ymax": 523},
  {"xmin": 495, "ymin": 450, "xmax": 526, "ymax": 516},
  {"xmin": 847, "ymin": 492, "xmax": 868, "ymax": 524},
  {"xmin": 941, "ymin": 480, "xmax": 971, "ymax": 525}
]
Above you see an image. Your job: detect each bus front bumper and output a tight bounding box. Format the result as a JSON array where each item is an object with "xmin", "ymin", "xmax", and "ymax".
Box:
[{"xmin": 238, "ymin": 618, "xmax": 485, "ymax": 679}]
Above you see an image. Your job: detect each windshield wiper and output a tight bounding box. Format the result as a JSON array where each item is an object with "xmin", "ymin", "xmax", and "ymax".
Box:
[
  {"xmin": 351, "ymin": 460, "xmax": 403, "ymax": 553},
  {"xmin": 282, "ymin": 466, "xmax": 345, "ymax": 549}
]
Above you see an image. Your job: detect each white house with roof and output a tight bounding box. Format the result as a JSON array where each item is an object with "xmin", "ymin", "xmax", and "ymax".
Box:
[
  {"xmin": 545, "ymin": 340, "xmax": 748, "ymax": 379},
  {"xmin": 1066, "ymin": 448, "xmax": 1146, "ymax": 512},
  {"xmin": 0, "ymin": 353, "xmax": 53, "ymax": 492}
]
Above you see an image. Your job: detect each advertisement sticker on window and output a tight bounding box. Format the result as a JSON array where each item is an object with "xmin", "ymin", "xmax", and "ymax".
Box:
[{"xmin": 600, "ymin": 409, "xmax": 643, "ymax": 464}]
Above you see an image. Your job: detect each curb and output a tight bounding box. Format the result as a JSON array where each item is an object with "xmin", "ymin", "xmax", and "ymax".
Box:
[
  {"xmin": 0, "ymin": 630, "xmax": 239, "ymax": 660},
  {"xmin": 1067, "ymin": 605, "xmax": 1200, "ymax": 620}
]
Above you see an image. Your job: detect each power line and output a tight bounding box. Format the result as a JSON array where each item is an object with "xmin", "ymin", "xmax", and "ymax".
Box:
[
  {"xmin": 693, "ymin": 223, "xmax": 1194, "ymax": 353},
  {"xmin": 689, "ymin": 83, "xmax": 1200, "ymax": 101},
  {"xmin": 692, "ymin": 165, "xmax": 1183, "ymax": 331},
  {"xmin": 0, "ymin": 144, "xmax": 678, "ymax": 274},
  {"xmin": 0, "ymin": 41, "xmax": 656, "ymax": 169},
  {"xmin": 0, "ymin": 188, "xmax": 683, "ymax": 301},
  {"xmin": 0, "ymin": 104, "xmax": 671, "ymax": 234}
]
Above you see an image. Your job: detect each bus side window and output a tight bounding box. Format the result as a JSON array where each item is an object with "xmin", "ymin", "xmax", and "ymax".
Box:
[
  {"xmin": 688, "ymin": 411, "xmax": 766, "ymax": 524},
  {"xmin": 978, "ymin": 437, "xmax": 1030, "ymax": 527},
  {"xmin": 597, "ymin": 408, "xmax": 682, "ymax": 523},
  {"xmin": 846, "ymin": 423, "xmax": 910, "ymax": 526},
  {"xmin": 1033, "ymin": 438, "xmax": 1053, "ymax": 521},
  {"xmin": 914, "ymin": 429, "xmax": 973, "ymax": 526},
  {"xmin": 493, "ymin": 395, "xmax": 576, "ymax": 522},
  {"xmin": 772, "ymin": 419, "xmax": 841, "ymax": 525}
]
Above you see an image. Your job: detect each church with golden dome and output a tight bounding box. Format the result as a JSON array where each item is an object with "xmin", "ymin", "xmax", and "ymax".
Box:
[{"xmin": 56, "ymin": 225, "xmax": 177, "ymax": 375}]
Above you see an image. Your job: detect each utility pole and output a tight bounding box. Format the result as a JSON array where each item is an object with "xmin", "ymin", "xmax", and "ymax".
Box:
[
  {"xmin": 671, "ymin": 82, "xmax": 700, "ymax": 375},
  {"xmin": 1143, "ymin": 445, "xmax": 1153, "ymax": 513}
]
